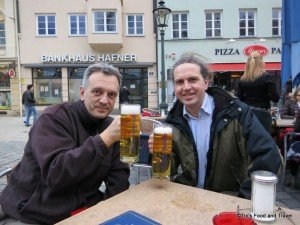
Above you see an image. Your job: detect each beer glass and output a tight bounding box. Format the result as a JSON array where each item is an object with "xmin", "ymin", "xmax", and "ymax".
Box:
[
  {"xmin": 151, "ymin": 124, "xmax": 172, "ymax": 180},
  {"xmin": 120, "ymin": 104, "xmax": 141, "ymax": 164}
]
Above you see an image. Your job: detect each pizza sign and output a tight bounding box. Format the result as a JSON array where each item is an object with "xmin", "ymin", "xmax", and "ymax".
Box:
[{"xmin": 243, "ymin": 45, "xmax": 269, "ymax": 56}]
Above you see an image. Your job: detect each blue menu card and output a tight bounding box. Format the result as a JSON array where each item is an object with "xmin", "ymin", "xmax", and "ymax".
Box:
[{"xmin": 99, "ymin": 210, "xmax": 161, "ymax": 225}]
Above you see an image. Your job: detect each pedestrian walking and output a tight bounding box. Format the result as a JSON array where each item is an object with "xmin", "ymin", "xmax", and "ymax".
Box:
[{"xmin": 23, "ymin": 84, "xmax": 38, "ymax": 127}]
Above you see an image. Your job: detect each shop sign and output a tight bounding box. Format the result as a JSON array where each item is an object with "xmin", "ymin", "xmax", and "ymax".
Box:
[
  {"xmin": 271, "ymin": 47, "xmax": 281, "ymax": 54},
  {"xmin": 42, "ymin": 54, "xmax": 137, "ymax": 63},
  {"xmin": 243, "ymin": 45, "xmax": 269, "ymax": 56},
  {"xmin": 215, "ymin": 48, "xmax": 240, "ymax": 55},
  {"xmin": 8, "ymin": 69, "xmax": 15, "ymax": 78}
]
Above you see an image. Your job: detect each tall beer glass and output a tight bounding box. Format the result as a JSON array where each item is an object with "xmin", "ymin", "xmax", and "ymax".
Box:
[
  {"xmin": 152, "ymin": 124, "xmax": 173, "ymax": 180},
  {"xmin": 120, "ymin": 104, "xmax": 141, "ymax": 164}
]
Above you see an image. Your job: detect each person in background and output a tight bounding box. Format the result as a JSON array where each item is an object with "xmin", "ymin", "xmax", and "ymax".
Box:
[
  {"xmin": 0, "ymin": 63, "xmax": 130, "ymax": 224},
  {"xmin": 23, "ymin": 84, "xmax": 38, "ymax": 127},
  {"xmin": 280, "ymin": 86, "xmax": 300, "ymax": 119},
  {"xmin": 237, "ymin": 51, "xmax": 280, "ymax": 133},
  {"xmin": 149, "ymin": 53, "xmax": 281, "ymax": 199},
  {"xmin": 285, "ymin": 90, "xmax": 300, "ymax": 187},
  {"xmin": 282, "ymin": 78, "xmax": 292, "ymax": 106},
  {"xmin": 119, "ymin": 85, "xmax": 130, "ymax": 104},
  {"xmin": 294, "ymin": 106, "xmax": 300, "ymax": 131}
]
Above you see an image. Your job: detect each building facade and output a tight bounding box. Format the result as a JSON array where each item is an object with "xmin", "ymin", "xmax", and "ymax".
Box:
[
  {"xmin": 11, "ymin": 0, "xmax": 158, "ymax": 115},
  {"xmin": 0, "ymin": 0, "xmax": 19, "ymax": 115},
  {"xmin": 2, "ymin": 0, "xmax": 284, "ymax": 115},
  {"xmin": 158, "ymin": 0, "xmax": 282, "ymax": 108}
]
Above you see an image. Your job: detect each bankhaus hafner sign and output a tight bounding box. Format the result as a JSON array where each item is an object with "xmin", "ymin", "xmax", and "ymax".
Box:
[{"xmin": 42, "ymin": 54, "xmax": 137, "ymax": 63}]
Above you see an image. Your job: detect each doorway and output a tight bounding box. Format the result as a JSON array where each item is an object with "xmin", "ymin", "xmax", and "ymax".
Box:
[{"xmin": 119, "ymin": 68, "xmax": 148, "ymax": 109}]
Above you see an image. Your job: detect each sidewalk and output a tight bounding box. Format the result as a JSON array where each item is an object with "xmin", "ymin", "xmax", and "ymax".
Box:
[{"xmin": 0, "ymin": 115, "xmax": 299, "ymax": 211}]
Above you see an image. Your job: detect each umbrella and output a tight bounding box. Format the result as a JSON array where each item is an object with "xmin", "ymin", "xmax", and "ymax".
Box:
[{"xmin": 281, "ymin": 0, "xmax": 300, "ymax": 90}]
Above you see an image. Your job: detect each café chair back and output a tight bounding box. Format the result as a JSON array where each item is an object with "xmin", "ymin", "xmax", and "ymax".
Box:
[
  {"xmin": 0, "ymin": 167, "xmax": 12, "ymax": 183},
  {"xmin": 132, "ymin": 118, "xmax": 162, "ymax": 184},
  {"xmin": 281, "ymin": 132, "xmax": 300, "ymax": 189}
]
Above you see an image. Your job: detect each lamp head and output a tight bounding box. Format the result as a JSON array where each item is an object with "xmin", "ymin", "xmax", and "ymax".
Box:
[{"xmin": 153, "ymin": 0, "xmax": 171, "ymax": 31}]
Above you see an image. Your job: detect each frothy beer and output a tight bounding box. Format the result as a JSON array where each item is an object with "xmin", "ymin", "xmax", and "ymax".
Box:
[
  {"xmin": 152, "ymin": 125, "xmax": 172, "ymax": 179},
  {"xmin": 120, "ymin": 104, "xmax": 141, "ymax": 164}
]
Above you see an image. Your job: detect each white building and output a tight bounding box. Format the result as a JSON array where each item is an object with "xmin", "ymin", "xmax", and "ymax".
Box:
[{"xmin": 157, "ymin": 0, "xmax": 282, "ymax": 108}]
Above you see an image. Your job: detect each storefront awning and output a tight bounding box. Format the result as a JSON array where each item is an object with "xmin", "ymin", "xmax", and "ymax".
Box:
[{"xmin": 209, "ymin": 62, "xmax": 282, "ymax": 72}]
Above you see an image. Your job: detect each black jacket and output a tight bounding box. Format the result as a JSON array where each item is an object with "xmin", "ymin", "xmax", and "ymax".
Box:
[
  {"xmin": 166, "ymin": 87, "xmax": 281, "ymax": 198},
  {"xmin": 23, "ymin": 90, "xmax": 36, "ymax": 106},
  {"xmin": 237, "ymin": 73, "xmax": 280, "ymax": 109},
  {"xmin": 0, "ymin": 100, "xmax": 129, "ymax": 224}
]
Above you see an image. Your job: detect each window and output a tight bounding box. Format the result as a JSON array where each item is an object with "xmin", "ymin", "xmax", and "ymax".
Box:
[
  {"xmin": 0, "ymin": 71, "xmax": 9, "ymax": 89},
  {"xmin": 69, "ymin": 14, "xmax": 87, "ymax": 36},
  {"xmin": 172, "ymin": 13, "xmax": 188, "ymax": 38},
  {"xmin": 0, "ymin": 22, "xmax": 5, "ymax": 47},
  {"xmin": 0, "ymin": 91, "xmax": 11, "ymax": 109},
  {"xmin": 205, "ymin": 11, "xmax": 222, "ymax": 38},
  {"xmin": 36, "ymin": 14, "xmax": 56, "ymax": 36},
  {"xmin": 127, "ymin": 14, "xmax": 144, "ymax": 35},
  {"xmin": 94, "ymin": 11, "xmax": 116, "ymax": 32},
  {"xmin": 239, "ymin": 10, "xmax": 255, "ymax": 37},
  {"xmin": 68, "ymin": 67, "xmax": 86, "ymax": 102},
  {"xmin": 272, "ymin": 9, "xmax": 282, "ymax": 36},
  {"xmin": 32, "ymin": 68, "xmax": 62, "ymax": 104}
]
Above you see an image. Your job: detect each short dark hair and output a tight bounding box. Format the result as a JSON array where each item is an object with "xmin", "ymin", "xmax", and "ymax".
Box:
[
  {"xmin": 27, "ymin": 84, "xmax": 33, "ymax": 90},
  {"xmin": 170, "ymin": 53, "xmax": 210, "ymax": 80},
  {"xmin": 82, "ymin": 63, "xmax": 122, "ymax": 88}
]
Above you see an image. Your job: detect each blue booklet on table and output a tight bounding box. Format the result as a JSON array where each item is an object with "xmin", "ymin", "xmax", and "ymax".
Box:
[{"xmin": 99, "ymin": 210, "xmax": 161, "ymax": 225}]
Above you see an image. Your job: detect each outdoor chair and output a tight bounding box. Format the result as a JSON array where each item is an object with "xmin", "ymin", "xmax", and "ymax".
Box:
[
  {"xmin": 281, "ymin": 132, "xmax": 300, "ymax": 189},
  {"xmin": 132, "ymin": 118, "xmax": 162, "ymax": 184},
  {"xmin": 0, "ymin": 167, "xmax": 12, "ymax": 182},
  {"xmin": 141, "ymin": 108, "xmax": 161, "ymax": 117}
]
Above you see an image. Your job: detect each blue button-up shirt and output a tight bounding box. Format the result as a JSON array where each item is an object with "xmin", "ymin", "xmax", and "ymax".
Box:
[{"xmin": 183, "ymin": 93, "xmax": 215, "ymax": 188}]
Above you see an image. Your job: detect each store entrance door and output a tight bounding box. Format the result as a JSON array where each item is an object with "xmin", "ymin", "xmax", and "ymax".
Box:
[{"xmin": 119, "ymin": 68, "xmax": 148, "ymax": 109}]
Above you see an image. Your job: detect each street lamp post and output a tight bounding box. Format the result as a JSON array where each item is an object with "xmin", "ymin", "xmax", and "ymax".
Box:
[{"xmin": 153, "ymin": 0, "xmax": 171, "ymax": 116}]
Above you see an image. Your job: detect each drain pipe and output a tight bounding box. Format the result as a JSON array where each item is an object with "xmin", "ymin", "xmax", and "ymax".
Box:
[{"xmin": 13, "ymin": 0, "xmax": 22, "ymax": 116}]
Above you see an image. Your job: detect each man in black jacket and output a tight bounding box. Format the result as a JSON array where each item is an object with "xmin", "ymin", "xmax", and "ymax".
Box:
[
  {"xmin": 23, "ymin": 84, "xmax": 38, "ymax": 127},
  {"xmin": 149, "ymin": 53, "xmax": 281, "ymax": 198},
  {"xmin": 0, "ymin": 63, "xmax": 130, "ymax": 224}
]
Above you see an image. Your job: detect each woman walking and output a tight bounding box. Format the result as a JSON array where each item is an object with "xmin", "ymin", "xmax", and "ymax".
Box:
[{"xmin": 237, "ymin": 51, "xmax": 280, "ymax": 133}]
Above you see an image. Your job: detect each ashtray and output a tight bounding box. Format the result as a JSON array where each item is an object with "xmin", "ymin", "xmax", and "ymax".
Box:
[{"xmin": 213, "ymin": 212, "xmax": 257, "ymax": 225}]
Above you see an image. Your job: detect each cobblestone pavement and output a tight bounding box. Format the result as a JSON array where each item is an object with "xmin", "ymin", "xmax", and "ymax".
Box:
[{"xmin": 0, "ymin": 115, "xmax": 299, "ymax": 211}]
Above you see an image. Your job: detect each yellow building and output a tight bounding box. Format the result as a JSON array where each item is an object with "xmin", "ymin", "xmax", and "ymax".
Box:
[
  {"xmin": 0, "ymin": 0, "xmax": 20, "ymax": 115},
  {"xmin": 6, "ymin": 0, "xmax": 158, "ymax": 115}
]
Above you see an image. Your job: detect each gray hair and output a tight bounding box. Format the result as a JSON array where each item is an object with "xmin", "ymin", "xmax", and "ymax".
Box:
[
  {"xmin": 170, "ymin": 52, "xmax": 211, "ymax": 80},
  {"xmin": 82, "ymin": 63, "xmax": 122, "ymax": 88}
]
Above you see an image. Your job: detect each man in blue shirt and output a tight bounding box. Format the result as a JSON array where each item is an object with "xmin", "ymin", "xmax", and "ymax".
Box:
[{"xmin": 150, "ymin": 53, "xmax": 281, "ymax": 198}]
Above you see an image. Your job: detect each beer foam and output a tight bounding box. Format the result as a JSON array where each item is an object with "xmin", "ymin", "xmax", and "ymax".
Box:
[
  {"xmin": 154, "ymin": 126, "xmax": 172, "ymax": 134},
  {"xmin": 121, "ymin": 104, "xmax": 141, "ymax": 114}
]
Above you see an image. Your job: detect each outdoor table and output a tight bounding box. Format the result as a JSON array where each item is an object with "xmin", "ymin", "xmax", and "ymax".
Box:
[
  {"xmin": 56, "ymin": 179, "xmax": 300, "ymax": 225},
  {"xmin": 272, "ymin": 119, "xmax": 295, "ymax": 145}
]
